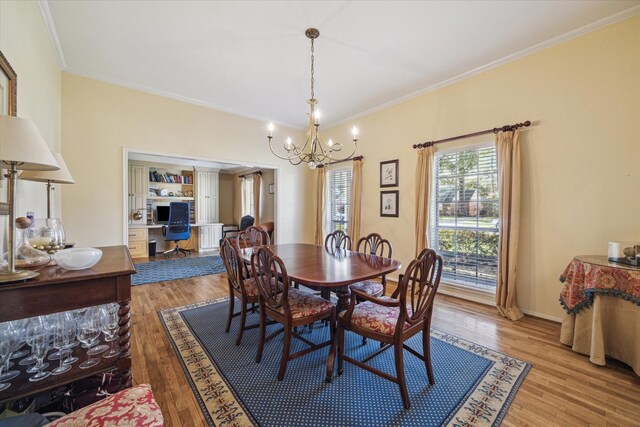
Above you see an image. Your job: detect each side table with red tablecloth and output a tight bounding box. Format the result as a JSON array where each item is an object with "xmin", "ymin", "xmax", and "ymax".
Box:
[{"xmin": 559, "ymin": 255, "xmax": 640, "ymax": 376}]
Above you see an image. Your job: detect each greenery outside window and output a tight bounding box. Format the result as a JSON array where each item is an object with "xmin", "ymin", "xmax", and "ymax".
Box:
[
  {"xmin": 326, "ymin": 168, "xmax": 352, "ymax": 234},
  {"xmin": 431, "ymin": 144, "xmax": 499, "ymax": 292}
]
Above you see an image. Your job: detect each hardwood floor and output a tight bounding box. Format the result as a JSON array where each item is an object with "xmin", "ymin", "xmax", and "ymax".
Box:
[{"xmin": 130, "ymin": 274, "xmax": 640, "ymax": 427}]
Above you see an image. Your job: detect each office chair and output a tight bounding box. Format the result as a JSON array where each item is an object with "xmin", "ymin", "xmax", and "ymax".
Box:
[
  {"xmin": 220, "ymin": 215, "xmax": 254, "ymax": 246},
  {"xmin": 162, "ymin": 202, "xmax": 191, "ymax": 257}
]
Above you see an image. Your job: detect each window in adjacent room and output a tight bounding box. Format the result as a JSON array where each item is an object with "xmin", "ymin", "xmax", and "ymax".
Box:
[
  {"xmin": 431, "ymin": 144, "xmax": 499, "ymax": 292},
  {"xmin": 326, "ymin": 168, "xmax": 352, "ymax": 234},
  {"xmin": 242, "ymin": 177, "xmax": 254, "ymax": 217}
]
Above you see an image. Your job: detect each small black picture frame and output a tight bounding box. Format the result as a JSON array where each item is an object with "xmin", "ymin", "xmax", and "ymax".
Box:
[
  {"xmin": 380, "ymin": 190, "xmax": 399, "ymax": 217},
  {"xmin": 380, "ymin": 159, "xmax": 399, "ymax": 187},
  {"xmin": 268, "ymin": 183, "xmax": 275, "ymax": 194}
]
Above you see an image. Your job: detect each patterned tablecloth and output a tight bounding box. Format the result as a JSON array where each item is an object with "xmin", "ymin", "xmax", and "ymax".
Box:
[{"xmin": 559, "ymin": 255, "xmax": 640, "ymax": 314}]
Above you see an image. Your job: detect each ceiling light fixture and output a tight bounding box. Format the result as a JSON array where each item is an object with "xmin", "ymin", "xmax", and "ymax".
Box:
[{"xmin": 267, "ymin": 28, "xmax": 359, "ymax": 169}]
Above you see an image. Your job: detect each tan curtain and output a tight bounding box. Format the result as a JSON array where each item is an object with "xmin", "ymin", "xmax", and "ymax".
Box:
[
  {"xmin": 348, "ymin": 159, "xmax": 363, "ymax": 243},
  {"xmin": 495, "ymin": 129, "xmax": 524, "ymax": 321},
  {"xmin": 237, "ymin": 176, "xmax": 245, "ymax": 223},
  {"xmin": 314, "ymin": 167, "xmax": 326, "ymax": 245},
  {"xmin": 414, "ymin": 146, "xmax": 434, "ymax": 256},
  {"xmin": 253, "ymin": 173, "xmax": 261, "ymax": 225}
]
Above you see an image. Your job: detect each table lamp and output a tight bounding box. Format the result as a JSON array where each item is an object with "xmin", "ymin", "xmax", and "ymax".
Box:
[
  {"xmin": 20, "ymin": 152, "xmax": 75, "ymax": 218},
  {"xmin": 0, "ymin": 115, "xmax": 59, "ymax": 283}
]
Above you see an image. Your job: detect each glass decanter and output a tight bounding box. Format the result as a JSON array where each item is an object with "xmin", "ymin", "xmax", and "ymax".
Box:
[
  {"xmin": 4, "ymin": 217, "xmax": 51, "ymax": 269},
  {"xmin": 29, "ymin": 218, "xmax": 66, "ymax": 255}
]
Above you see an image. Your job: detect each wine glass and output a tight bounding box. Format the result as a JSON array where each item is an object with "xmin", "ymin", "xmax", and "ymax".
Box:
[
  {"xmin": 28, "ymin": 329, "xmax": 51, "ymax": 382},
  {"xmin": 60, "ymin": 315, "xmax": 79, "ymax": 366},
  {"xmin": 18, "ymin": 317, "xmax": 42, "ymax": 367},
  {"xmin": 24, "ymin": 317, "xmax": 50, "ymax": 373},
  {"xmin": 8, "ymin": 319, "xmax": 29, "ymax": 359},
  {"xmin": 85, "ymin": 307, "xmax": 108, "ymax": 355},
  {"xmin": 47, "ymin": 313, "xmax": 71, "ymax": 362},
  {"xmin": 0, "ymin": 330, "xmax": 13, "ymax": 390},
  {"xmin": 101, "ymin": 307, "xmax": 120, "ymax": 359},
  {"xmin": 50, "ymin": 319, "xmax": 72, "ymax": 376},
  {"xmin": 77, "ymin": 317, "xmax": 100, "ymax": 369},
  {"xmin": 0, "ymin": 324, "xmax": 20, "ymax": 382}
]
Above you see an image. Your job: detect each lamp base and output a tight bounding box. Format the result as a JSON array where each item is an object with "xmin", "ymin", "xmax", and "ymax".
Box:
[{"xmin": 0, "ymin": 269, "xmax": 40, "ymax": 283}]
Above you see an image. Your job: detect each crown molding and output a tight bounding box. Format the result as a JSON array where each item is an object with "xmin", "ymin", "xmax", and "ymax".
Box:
[
  {"xmin": 327, "ymin": 5, "xmax": 640, "ymax": 128},
  {"xmin": 37, "ymin": 0, "xmax": 66, "ymax": 69}
]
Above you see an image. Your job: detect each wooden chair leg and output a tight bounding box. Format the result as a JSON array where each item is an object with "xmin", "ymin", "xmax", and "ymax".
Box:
[
  {"xmin": 394, "ymin": 341, "xmax": 410, "ymax": 409},
  {"xmin": 277, "ymin": 326, "xmax": 292, "ymax": 381},
  {"xmin": 325, "ymin": 308, "xmax": 337, "ymax": 383},
  {"xmin": 337, "ymin": 323, "xmax": 345, "ymax": 376},
  {"xmin": 423, "ymin": 329, "xmax": 435, "ymax": 385},
  {"xmin": 235, "ymin": 303, "xmax": 247, "ymax": 346},
  {"xmin": 225, "ymin": 294, "xmax": 234, "ymax": 333},
  {"xmin": 362, "ymin": 336, "xmax": 367, "ymax": 345},
  {"xmin": 255, "ymin": 303, "xmax": 266, "ymax": 363}
]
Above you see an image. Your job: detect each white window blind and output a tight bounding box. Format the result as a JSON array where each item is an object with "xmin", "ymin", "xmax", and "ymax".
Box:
[
  {"xmin": 327, "ymin": 168, "xmax": 352, "ymax": 234},
  {"xmin": 431, "ymin": 145, "xmax": 499, "ymax": 291},
  {"xmin": 242, "ymin": 178, "xmax": 254, "ymax": 217}
]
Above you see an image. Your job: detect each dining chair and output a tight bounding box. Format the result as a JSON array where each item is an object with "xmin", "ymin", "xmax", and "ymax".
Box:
[
  {"xmin": 337, "ymin": 249, "xmax": 443, "ymax": 409},
  {"xmin": 324, "ymin": 230, "xmax": 352, "ymax": 252},
  {"xmin": 350, "ymin": 233, "xmax": 393, "ymax": 298},
  {"xmin": 236, "ymin": 225, "xmax": 270, "ymax": 250},
  {"xmin": 251, "ymin": 246, "xmax": 337, "ymax": 382},
  {"xmin": 220, "ymin": 238, "xmax": 263, "ymax": 346}
]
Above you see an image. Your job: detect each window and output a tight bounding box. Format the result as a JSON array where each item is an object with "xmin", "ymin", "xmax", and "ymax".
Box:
[
  {"xmin": 326, "ymin": 168, "xmax": 352, "ymax": 234},
  {"xmin": 431, "ymin": 145, "xmax": 499, "ymax": 291},
  {"xmin": 242, "ymin": 177, "xmax": 254, "ymax": 217}
]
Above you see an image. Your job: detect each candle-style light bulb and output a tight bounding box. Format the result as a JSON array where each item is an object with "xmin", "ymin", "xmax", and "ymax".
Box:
[
  {"xmin": 285, "ymin": 137, "xmax": 294, "ymax": 150},
  {"xmin": 267, "ymin": 122, "xmax": 274, "ymax": 137},
  {"xmin": 314, "ymin": 110, "xmax": 321, "ymax": 124},
  {"xmin": 327, "ymin": 138, "xmax": 334, "ymax": 147},
  {"xmin": 351, "ymin": 126, "xmax": 359, "ymax": 138}
]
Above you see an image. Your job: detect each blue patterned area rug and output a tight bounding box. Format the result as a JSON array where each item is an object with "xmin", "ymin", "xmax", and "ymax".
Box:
[
  {"xmin": 132, "ymin": 256, "xmax": 225, "ymax": 286},
  {"xmin": 159, "ymin": 298, "xmax": 531, "ymax": 426}
]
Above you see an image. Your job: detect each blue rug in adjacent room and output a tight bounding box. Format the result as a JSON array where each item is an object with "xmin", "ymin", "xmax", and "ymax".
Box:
[
  {"xmin": 159, "ymin": 298, "xmax": 531, "ymax": 426},
  {"xmin": 132, "ymin": 256, "xmax": 225, "ymax": 285}
]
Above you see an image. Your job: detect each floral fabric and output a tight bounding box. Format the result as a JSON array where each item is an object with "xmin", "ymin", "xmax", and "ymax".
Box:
[
  {"xmin": 49, "ymin": 384, "xmax": 164, "ymax": 427},
  {"xmin": 242, "ymin": 277, "xmax": 260, "ymax": 297},
  {"xmin": 560, "ymin": 257, "xmax": 640, "ymax": 314},
  {"xmin": 278, "ymin": 288, "xmax": 334, "ymax": 319},
  {"xmin": 340, "ymin": 297, "xmax": 413, "ymax": 336},
  {"xmin": 350, "ymin": 280, "xmax": 384, "ymax": 296}
]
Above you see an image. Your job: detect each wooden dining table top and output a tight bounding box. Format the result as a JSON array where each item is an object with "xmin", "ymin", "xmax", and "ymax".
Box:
[{"xmin": 240, "ymin": 243, "xmax": 401, "ymax": 288}]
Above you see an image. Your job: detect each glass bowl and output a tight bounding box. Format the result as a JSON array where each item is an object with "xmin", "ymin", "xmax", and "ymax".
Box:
[{"xmin": 53, "ymin": 248, "xmax": 103, "ymax": 270}]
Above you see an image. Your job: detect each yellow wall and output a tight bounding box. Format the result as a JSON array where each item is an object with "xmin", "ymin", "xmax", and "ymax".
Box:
[
  {"xmin": 324, "ymin": 15, "xmax": 640, "ymax": 320},
  {"xmin": 61, "ymin": 73, "xmax": 312, "ymax": 247},
  {"xmin": 0, "ymin": 1, "xmax": 61, "ymax": 228}
]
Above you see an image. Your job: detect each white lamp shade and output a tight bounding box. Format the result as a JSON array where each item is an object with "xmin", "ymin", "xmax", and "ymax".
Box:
[
  {"xmin": 20, "ymin": 152, "xmax": 75, "ymax": 184},
  {"xmin": 0, "ymin": 115, "xmax": 59, "ymax": 171}
]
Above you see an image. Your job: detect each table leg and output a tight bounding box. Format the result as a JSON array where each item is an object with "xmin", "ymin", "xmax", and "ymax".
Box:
[
  {"xmin": 117, "ymin": 300, "xmax": 132, "ymax": 390},
  {"xmin": 335, "ymin": 286, "xmax": 350, "ymax": 313}
]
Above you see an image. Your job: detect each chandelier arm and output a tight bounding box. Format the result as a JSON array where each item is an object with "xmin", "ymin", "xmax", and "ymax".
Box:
[{"xmin": 268, "ymin": 138, "xmax": 311, "ymax": 162}]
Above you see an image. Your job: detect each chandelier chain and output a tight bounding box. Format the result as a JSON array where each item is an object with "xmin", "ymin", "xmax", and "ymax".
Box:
[{"xmin": 310, "ymin": 38, "xmax": 315, "ymax": 100}]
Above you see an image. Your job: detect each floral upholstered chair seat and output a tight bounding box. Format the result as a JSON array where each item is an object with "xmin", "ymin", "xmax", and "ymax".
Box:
[
  {"xmin": 349, "ymin": 280, "xmax": 384, "ymax": 297},
  {"xmin": 340, "ymin": 297, "xmax": 413, "ymax": 336},
  {"xmin": 277, "ymin": 288, "xmax": 334, "ymax": 319},
  {"xmin": 242, "ymin": 277, "xmax": 260, "ymax": 297},
  {"xmin": 49, "ymin": 384, "xmax": 163, "ymax": 427}
]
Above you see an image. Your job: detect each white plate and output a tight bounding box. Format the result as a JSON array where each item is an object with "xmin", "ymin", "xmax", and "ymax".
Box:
[{"xmin": 53, "ymin": 248, "xmax": 103, "ymax": 270}]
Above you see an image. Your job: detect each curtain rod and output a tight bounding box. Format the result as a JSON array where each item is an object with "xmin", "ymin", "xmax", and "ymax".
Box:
[
  {"xmin": 316, "ymin": 155, "xmax": 363, "ymax": 168},
  {"xmin": 238, "ymin": 170, "xmax": 262, "ymax": 178},
  {"xmin": 412, "ymin": 120, "xmax": 531, "ymax": 149}
]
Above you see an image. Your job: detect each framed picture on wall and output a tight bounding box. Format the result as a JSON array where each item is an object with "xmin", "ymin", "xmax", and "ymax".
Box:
[
  {"xmin": 380, "ymin": 190, "xmax": 399, "ymax": 217},
  {"xmin": 380, "ymin": 159, "xmax": 398, "ymax": 187},
  {"xmin": 269, "ymin": 183, "xmax": 275, "ymax": 194}
]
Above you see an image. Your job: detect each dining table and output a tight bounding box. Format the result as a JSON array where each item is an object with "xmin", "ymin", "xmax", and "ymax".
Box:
[{"xmin": 240, "ymin": 243, "xmax": 402, "ymax": 311}]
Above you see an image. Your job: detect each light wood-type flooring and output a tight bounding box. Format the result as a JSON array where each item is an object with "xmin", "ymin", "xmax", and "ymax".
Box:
[{"xmin": 130, "ymin": 272, "xmax": 640, "ymax": 426}]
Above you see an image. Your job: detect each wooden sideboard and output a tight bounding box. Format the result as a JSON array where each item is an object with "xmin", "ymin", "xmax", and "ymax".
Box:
[{"xmin": 0, "ymin": 245, "xmax": 136, "ymax": 403}]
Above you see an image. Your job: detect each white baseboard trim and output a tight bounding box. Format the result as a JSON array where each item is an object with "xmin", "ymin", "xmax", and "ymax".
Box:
[{"xmin": 521, "ymin": 309, "xmax": 562, "ymax": 323}]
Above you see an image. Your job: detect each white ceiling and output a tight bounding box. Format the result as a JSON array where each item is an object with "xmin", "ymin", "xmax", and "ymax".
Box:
[{"xmin": 42, "ymin": 1, "xmax": 639, "ymax": 129}]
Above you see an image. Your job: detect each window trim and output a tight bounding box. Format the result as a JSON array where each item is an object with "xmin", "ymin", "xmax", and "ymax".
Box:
[{"xmin": 430, "ymin": 141, "xmax": 499, "ymax": 293}]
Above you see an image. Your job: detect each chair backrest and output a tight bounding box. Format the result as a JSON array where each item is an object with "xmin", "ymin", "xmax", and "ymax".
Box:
[
  {"xmin": 239, "ymin": 215, "xmax": 255, "ymax": 231},
  {"xmin": 324, "ymin": 230, "xmax": 352, "ymax": 251},
  {"xmin": 220, "ymin": 239, "xmax": 244, "ymax": 294},
  {"xmin": 165, "ymin": 202, "xmax": 191, "ymax": 240},
  {"xmin": 256, "ymin": 222, "xmax": 274, "ymax": 240},
  {"xmin": 356, "ymin": 233, "xmax": 392, "ymax": 259},
  {"xmin": 251, "ymin": 247, "xmax": 290, "ymax": 315},
  {"xmin": 236, "ymin": 226, "xmax": 270, "ymax": 250},
  {"xmin": 397, "ymin": 249, "xmax": 443, "ymax": 328}
]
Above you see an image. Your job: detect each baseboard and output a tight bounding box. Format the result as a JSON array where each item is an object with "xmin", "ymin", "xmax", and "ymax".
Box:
[{"xmin": 521, "ymin": 309, "xmax": 562, "ymax": 323}]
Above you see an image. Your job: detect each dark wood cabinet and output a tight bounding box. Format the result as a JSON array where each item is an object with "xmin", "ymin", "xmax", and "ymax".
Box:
[{"xmin": 0, "ymin": 246, "xmax": 136, "ymax": 403}]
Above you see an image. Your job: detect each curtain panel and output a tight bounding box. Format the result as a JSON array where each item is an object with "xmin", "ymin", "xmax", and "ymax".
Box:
[
  {"xmin": 414, "ymin": 146, "xmax": 434, "ymax": 257},
  {"xmin": 495, "ymin": 129, "xmax": 524, "ymax": 321},
  {"xmin": 349, "ymin": 159, "xmax": 363, "ymax": 244},
  {"xmin": 314, "ymin": 167, "xmax": 326, "ymax": 245}
]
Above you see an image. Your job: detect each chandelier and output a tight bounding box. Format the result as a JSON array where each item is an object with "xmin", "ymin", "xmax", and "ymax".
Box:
[{"xmin": 267, "ymin": 28, "xmax": 359, "ymax": 169}]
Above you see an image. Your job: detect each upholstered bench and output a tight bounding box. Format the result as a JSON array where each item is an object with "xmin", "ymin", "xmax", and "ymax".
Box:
[{"xmin": 49, "ymin": 384, "xmax": 163, "ymax": 426}]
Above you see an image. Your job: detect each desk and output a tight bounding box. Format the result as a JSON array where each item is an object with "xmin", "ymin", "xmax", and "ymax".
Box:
[
  {"xmin": 0, "ymin": 245, "xmax": 135, "ymax": 402},
  {"xmin": 128, "ymin": 223, "xmax": 223, "ymax": 257},
  {"xmin": 559, "ymin": 255, "xmax": 640, "ymax": 375},
  {"xmin": 240, "ymin": 243, "xmax": 401, "ymax": 311}
]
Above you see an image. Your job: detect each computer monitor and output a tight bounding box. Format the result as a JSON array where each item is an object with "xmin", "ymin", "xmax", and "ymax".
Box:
[{"xmin": 156, "ymin": 205, "xmax": 170, "ymax": 223}]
